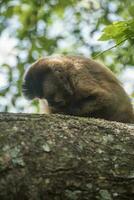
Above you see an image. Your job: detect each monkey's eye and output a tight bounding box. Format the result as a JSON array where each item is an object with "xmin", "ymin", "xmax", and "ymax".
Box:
[
  {"xmin": 54, "ymin": 96, "xmax": 63, "ymax": 103},
  {"xmin": 55, "ymin": 100, "xmax": 65, "ymax": 106},
  {"xmin": 54, "ymin": 94, "xmax": 66, "ymax": 105},
  {"xmin": 47, "ymin": 95, "xmax": 65, "ymax": 107}
]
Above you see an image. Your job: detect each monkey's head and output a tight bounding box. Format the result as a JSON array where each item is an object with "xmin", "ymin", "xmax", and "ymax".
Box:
[{"xmin": 22, "ymin": 58, "xmax": 73, "ymax": 110}]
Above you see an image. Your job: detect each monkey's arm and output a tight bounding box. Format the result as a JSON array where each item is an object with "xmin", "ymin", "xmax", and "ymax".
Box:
[
  {"xmin": 68, "ymin": 90, "xmax": 113, "ymax": 118},
  {"xmin": 69, "ymin": 69, "xmax": 115, "ymax": 117}
]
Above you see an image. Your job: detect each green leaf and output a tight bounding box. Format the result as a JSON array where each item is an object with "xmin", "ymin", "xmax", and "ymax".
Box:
[{"xmin": 99, "ymin": 20, "xmax": 134, "ymax": 44}]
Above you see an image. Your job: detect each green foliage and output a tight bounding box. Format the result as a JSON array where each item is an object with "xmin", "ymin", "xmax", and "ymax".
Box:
[
  {"xmin": 99, "ymin": 20, "xmax": 134, "ymax": 44},
  {"xmin": 0, "ymin": 0, "xmax": 134, "ymax": 112}
]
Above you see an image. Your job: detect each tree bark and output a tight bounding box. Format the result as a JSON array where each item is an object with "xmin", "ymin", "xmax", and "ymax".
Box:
[{"xmin": 0, "ymin": 113, "xmax": 134, "ymax": 200}]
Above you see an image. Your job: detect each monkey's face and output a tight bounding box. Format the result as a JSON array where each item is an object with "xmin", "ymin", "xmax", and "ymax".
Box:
[
  {"xmin": 42, "ymin": 74, "xmax": 71, "ymax": 110},
  {"xmin": 22, "ymin": 58, "xmax": 74, "ymax": 113}
]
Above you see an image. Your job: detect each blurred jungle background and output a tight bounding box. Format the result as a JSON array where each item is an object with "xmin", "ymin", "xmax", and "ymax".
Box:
[{"xmin": 0, "ymin": 0, "xmax": 134, "ymax": 113}]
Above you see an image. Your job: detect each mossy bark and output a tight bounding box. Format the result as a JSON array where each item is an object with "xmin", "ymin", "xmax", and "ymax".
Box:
[{"xmin": 0, "ymin": 113, "xmax": 134, "ymax": 200}]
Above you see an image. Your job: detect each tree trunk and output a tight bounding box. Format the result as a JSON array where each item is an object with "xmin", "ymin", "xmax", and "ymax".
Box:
[{"xmin": 0, "ymin": 113, "xmax": 134, "ymax": 200}]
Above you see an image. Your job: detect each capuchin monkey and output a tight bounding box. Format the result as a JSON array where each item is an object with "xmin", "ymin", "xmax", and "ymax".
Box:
[{"xmin": 22, "ymin": 56, "xmax": 134, "ymax": 123}]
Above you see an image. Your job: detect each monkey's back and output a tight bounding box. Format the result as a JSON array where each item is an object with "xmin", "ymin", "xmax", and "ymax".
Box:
[{"xmin": 48, "ymin": 56, "xmax": 134, "ymax": 123}]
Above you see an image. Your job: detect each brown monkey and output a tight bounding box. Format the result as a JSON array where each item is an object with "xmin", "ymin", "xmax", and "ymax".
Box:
[{"xmin": 22, "ymin": 56, "xmax": 134, "ymax": 123}]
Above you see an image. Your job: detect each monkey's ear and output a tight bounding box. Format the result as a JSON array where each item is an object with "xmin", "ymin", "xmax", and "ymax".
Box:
[{"xmin": 53, "ymin": 68, "xmax": 73, "ymax": 96}]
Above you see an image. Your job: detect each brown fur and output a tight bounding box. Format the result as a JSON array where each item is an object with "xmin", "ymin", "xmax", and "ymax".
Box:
[{"xmin": 22, "ymin": 56, "xmax": 134, "ymax": 123}]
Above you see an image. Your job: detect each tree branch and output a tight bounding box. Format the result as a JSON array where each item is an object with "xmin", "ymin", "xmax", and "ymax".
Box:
[{"xmin": 0, "ymin": 113, "xmax": 134, "ymax": 200}]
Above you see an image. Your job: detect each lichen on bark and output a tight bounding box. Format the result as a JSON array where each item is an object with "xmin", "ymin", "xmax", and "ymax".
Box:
[{"xmin": 0, "ymin": 113, "xmax": 134, "ymax": 200}]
